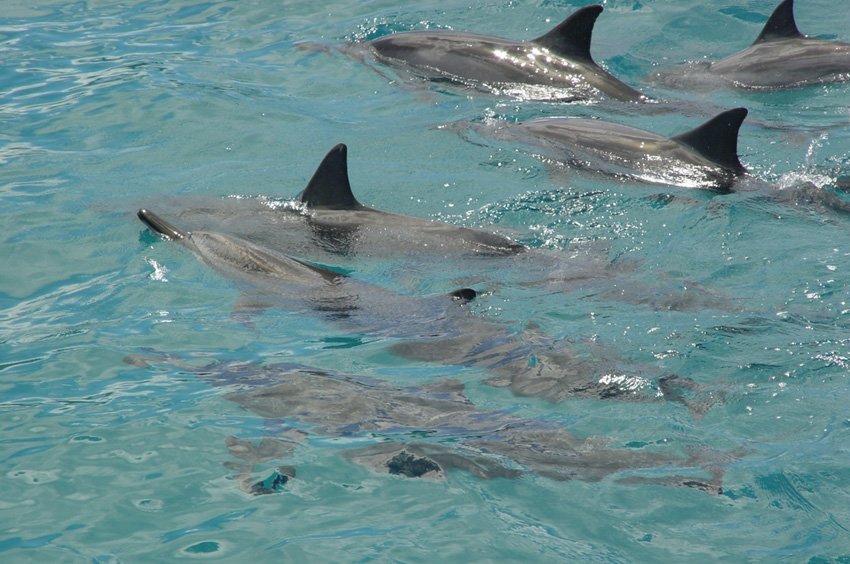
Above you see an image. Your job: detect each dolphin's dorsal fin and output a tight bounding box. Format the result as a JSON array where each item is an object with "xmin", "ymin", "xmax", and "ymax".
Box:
[
  {"xmin": 671, "ymin": 108, "xmax": 748, "ymax": 174},
  {"xmin": 754, "ymin": 0, "xmax": 802, "ymax": 44},
  {"xmin": 298, "ymin": 144, "xmax": 361, "ymax": 209},
  {"xmin": 449, "ymin": 288, "xmax": 477, "ymax": 302},
  {"xmin": 531, "ymin": 5, "xmax": 603, "ymax": 63}
]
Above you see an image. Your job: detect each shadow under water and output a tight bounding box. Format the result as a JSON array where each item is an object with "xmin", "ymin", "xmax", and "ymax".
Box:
[{"xmin": 125, "ymin": 353, "xmax": 726, "ymax": 494}]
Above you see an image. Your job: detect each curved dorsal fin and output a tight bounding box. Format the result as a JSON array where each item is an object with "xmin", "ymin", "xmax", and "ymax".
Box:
[
  {"xmin": 449, "ymin": 288, "xmax": 477, "ymax": 302},
  {"xmin": 754, "ymin": 0, "xmax": 802, "ymax": 44},
  {"xmin": 298, "ymin": 143, "xmax": 361, "ymax": 209},
  {"xmin": 671, "ymin": 108, "xmax": 748, "ymax": 174},
  {"xmin": 531, "ymin": 4, "xmax": 603, "ymax": 63}
]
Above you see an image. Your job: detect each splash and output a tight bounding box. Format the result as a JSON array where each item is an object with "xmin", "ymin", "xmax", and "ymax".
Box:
[{"xmin": 146, "ymin": 258, "xmax": 168, "ymax": 282}]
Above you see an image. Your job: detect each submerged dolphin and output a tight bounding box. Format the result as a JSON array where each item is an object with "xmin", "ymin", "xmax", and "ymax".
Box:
[
  {"xmin": 172, "ymin": 144, "xmax": 525, "ymax": 260},
  {"xmin": 469, "ymin": 108, "xmax": 748, "ymax": 190},
  {"xmin": 656, "ymin": 0, "xmax": 850, "ymax": 89},
  {"xmin": 125, "ymin": 353, "xmax": 724, "ymax": 493},
  {"xmin": 364, "ymin": 5, "xmax": 646, "ymax": 102},
  {"xmin": 137, "ymin": 209, "xmax": 715, "ymax": 408}
]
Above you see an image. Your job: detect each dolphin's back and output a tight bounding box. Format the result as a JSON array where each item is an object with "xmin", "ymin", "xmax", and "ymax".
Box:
[
  {"xmin": 709, "ymin": 0, "xmax": 850, "ymax": 87},
  {"xmin": 367, "ymin": 5, "xmax": 644, "ymax": 102}
]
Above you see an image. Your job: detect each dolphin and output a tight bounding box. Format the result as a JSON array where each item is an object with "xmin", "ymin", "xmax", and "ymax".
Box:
[
  {"xmin": 125, "ymin": 352, "xmax": 724, "ymax": 494},
  {"xmin": 137, "ymin": 209, "xmax": 717, "ymax": 409},
  {"xmin": 462, "ymin": 109, "xmax": 850, "ymax": 214},
  {"xmin": 158, "ymin": 148, "xmax": 741, "ymax": 318},
  {"xmin": 292, "ymin": 144, "xmax": 525, "ymax": 256},
  {"xmin": 708, "ymin": 0, "xmax": 850, "ymax": 88},
  {"xmin": 364, "ymin": 5, "xmax": 646, "ymax": 102},
  {"xmin": 171, "ymin": 144, "xmax": 525, "ymax": 260},
  {"xmin": 654, "ymin": 0, "xmax": 850, "ymax": 90},
  {"xmin": 165, "ymin": 144, "xmax": 734, "ymax": 311},
  {"xmin": 467, "ymin": 108, "xmax": 748, "ymax": 190}
]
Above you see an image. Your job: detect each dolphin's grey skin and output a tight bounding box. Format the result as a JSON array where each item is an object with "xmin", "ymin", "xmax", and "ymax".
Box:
[
  {"xmin": 292, "ymin": 144, "xmax": 525, "ymax": 256},
  {"xmin": 137, "ymin": 208, "xmax": 479, "ymax": 326},
  {"xmin": 463, "ymin": 109, "xmax": 850, "ymax": 213},
  {"xmin": 165, "ymin": 144, "xmax": 734, "ymax": 312},
  {"xmin": 137, "ymin": 209, "xmax": 716, "ymax": 408},
  {"xmin": 125, "ymin": 353, "xmax": 724, "ymax": 493},
  {"xmin": 655, "ymin": 0, "xmax": 850, "ymax": 90},
  {"xmin": 470, "ymin": 108, "xmax": 748, "ymax": 190},
  {"xmin": 172, "ymin": 144, "xmax": 525, "ymax": 260},
  {"xmin": 708, "ymin": 0, "xmax": 850, "ymax": 88},
  {"xmin": 364, "ymin": 5, "xmax": 646, "ymax": 102}
]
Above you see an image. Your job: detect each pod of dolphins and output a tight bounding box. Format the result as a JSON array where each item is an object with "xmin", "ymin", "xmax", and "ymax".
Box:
[{"xmin": 133, "ymin": 0, "xmax": 849, "ymax": 494}]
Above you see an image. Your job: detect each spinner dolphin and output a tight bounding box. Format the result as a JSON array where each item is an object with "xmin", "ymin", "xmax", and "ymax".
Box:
[
  {"xmin": 469, "ymin": 108, "xmax": 748, "ymax": 190},
  {"xmin": 363, "ymin": 5, "xmax": 646, "ymax": 102},
  {"xmin": 708, "ymin": 0, "xmax": 850, "ymax": 88}
]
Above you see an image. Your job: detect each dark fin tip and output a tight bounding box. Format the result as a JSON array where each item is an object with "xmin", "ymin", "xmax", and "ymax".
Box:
[
  {"xmin": 450, "ymin": 288, "xmax": 477, "ymax": 301},
  {"xmin": 671, "ymin": 108, "xmax": 748, "ymax": 174},
  {"xmin": 298, "ymin": 143, "xmax": 361, "ymax": 209},
  {"xmin": 531, "ymin": 4, "xmax": 603, "ymax": 63},
  {"xmin": 137, "ymin": 208, "xmax": 186, "ymax": 240},
  {"xmin": 754, "ymin": 0, "xmax": 802, "ymax": 43}
]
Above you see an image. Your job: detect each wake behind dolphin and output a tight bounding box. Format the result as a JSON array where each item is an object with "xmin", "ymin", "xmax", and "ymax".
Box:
[{"xmin": 362, "ymin": 5, "xmax": 646, "ymax": 102}]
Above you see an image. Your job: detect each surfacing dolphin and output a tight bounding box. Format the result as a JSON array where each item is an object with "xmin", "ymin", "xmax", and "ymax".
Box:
[
  {"xmin": 292, "ymin": 144, "xmax": 525, "ymax": 256},
  {"xmin": 125, "ymin": 352, "xmax": 725, "ymax": 494},
  {"xmin": 363, "ymin": 5, "xmax": 646, "ymax": 102},
  {"xmin": 656, "ymin": 0, "xmax": 850, "ymax": 89},
  {"xmin": 461, "ymin": 110, "xmax": 850, "ymax": 214},
  {"xmin": 466, "ymin": 108, "xmax": 748, "ymax": 190},
  {"xmin": 136, "ymin": 209, "xmax": 715, "ymax": 409},
  {"xmin": 171, "ymin": 143, "xmax": 525, "ymax": 260}
]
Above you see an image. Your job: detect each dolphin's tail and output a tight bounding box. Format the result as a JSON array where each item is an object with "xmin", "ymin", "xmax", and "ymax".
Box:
[{"xmin": 138, "ymin": 209, "xmax": 187, "ymax": 241}]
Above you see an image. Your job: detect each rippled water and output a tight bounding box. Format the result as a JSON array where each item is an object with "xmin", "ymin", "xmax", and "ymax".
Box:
[{"xmin": 3, "ymin": 0, "xmax": 850, "ymax": 561}]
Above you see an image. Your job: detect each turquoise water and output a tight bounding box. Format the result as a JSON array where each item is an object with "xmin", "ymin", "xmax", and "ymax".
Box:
[{"xmin": 3, "ymin": 0, "xmax": 850, "ymax": 560}]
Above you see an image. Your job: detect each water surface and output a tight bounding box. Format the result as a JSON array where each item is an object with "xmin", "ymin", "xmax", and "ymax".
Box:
[{"xmin": 2, "ymin": 0, "xmax": 850, "ymax": 561}]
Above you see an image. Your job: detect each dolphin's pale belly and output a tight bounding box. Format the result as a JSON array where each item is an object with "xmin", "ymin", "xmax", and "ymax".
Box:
[{"xmin": 710, "ymin": 39, "xmax": 850, "ymax": 87}]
